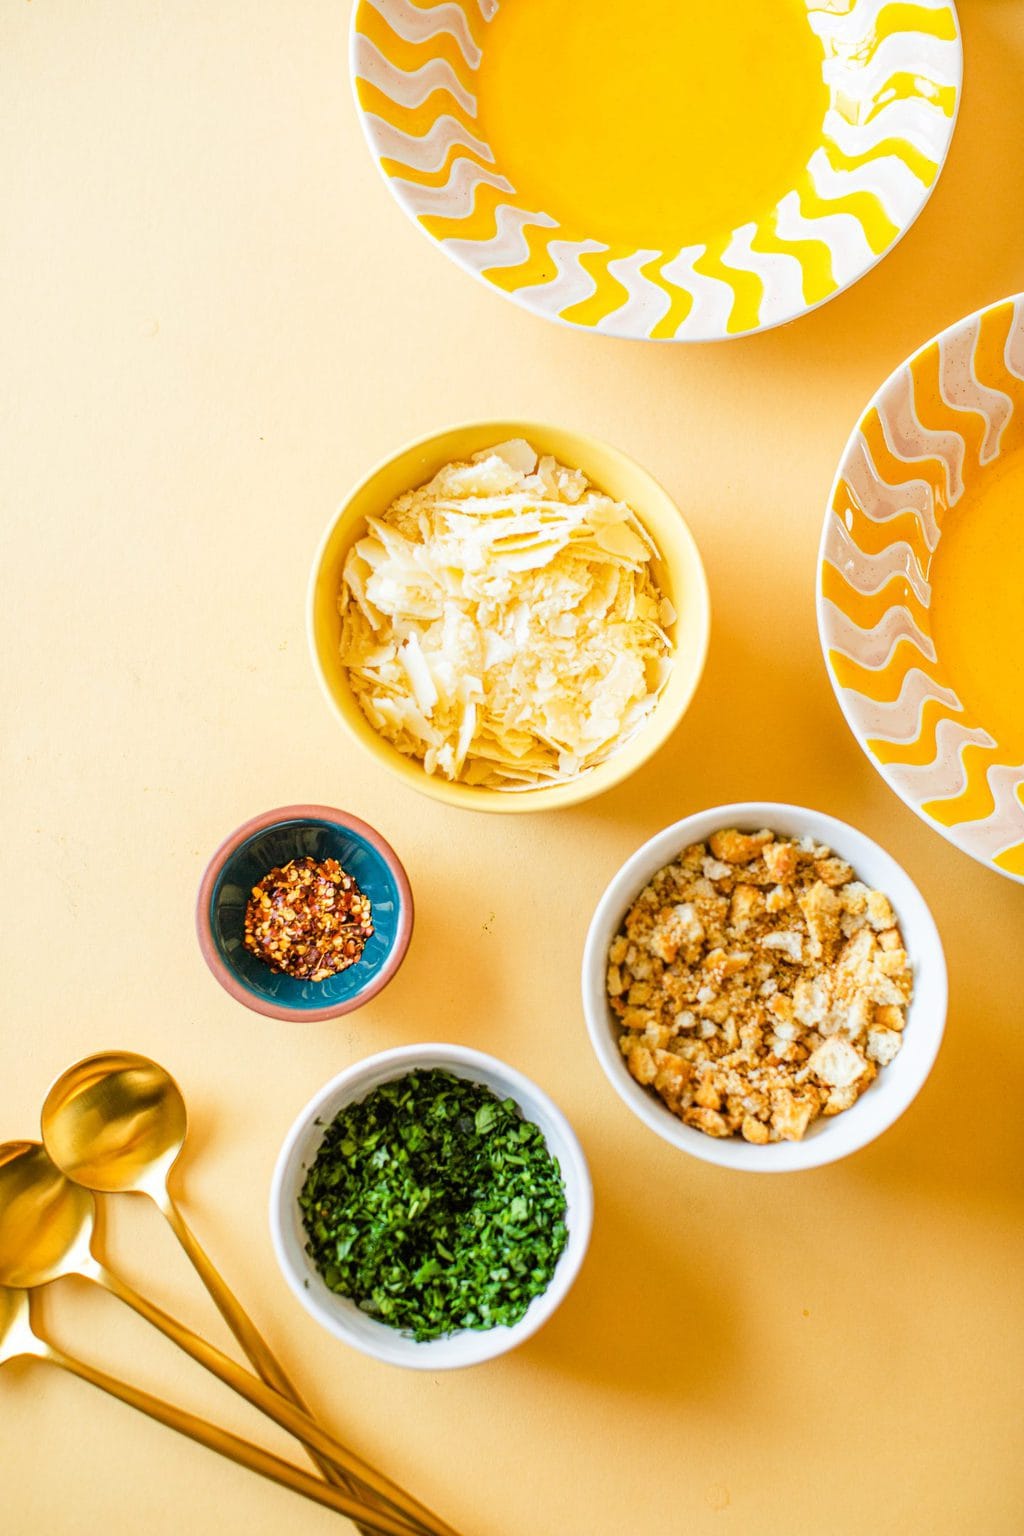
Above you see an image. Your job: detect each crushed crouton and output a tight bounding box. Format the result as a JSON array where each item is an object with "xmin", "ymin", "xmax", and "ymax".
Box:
[{"xmin": 607, "ymin": 830, "xmax": 913, "ymax": 1144}]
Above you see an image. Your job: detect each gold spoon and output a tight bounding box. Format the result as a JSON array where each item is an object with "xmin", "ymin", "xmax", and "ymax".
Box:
[
  {"xmin": 0, "ymin": 1142, "xmax": 455, "ymax": 1536},
  {"xmin": 0, "ymin": 1284, "xmax": 422, "ymax": 1535},
  {"xmin": 39, "ymin": 1053, "xmax": 361, "ymax": 1500},
  {"xmin": 40, "ymin": 1052, "xmax": 428, "ymax": 1536}
]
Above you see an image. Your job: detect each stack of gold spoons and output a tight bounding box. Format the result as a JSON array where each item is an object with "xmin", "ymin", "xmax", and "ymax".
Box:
[
  {"xmin": 0, "ymin": 1285, "xmax": 415, "ymax": 1533},
  {"xmin": 0, "ymin": 1054, "xmax": 464, "ymax": 1536},
  {"xmin": 38, "ymin": 1052, "xmax": 417, "ymax": 1536},
  {"xmin": 41, "ymin": 1050, "xmax": 383, "ymax": 1534}
]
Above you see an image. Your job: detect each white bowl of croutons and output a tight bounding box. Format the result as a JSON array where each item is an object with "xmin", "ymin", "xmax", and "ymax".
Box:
[{"xmin": 581, "ymin": 803, "xmax": 947, "ymax": 1171}]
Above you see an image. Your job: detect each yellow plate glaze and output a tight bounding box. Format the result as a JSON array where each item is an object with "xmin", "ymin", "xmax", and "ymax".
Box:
[
  {"xmin": 818, "ymin": 294, "xmax": 1024, "ymax": 883},
  {"xmin": 308, "ymin": 421, "xmax": 710, "ymax": 813},
  {"xmin": 351, "ymin": 0, "xmax": 961, "ymax": 341}
]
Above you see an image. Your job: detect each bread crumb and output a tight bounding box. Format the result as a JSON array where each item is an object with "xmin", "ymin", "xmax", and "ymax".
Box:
[{"xmin": 606, "ymin": 831, "xmax": 913, "ymax": 1144}]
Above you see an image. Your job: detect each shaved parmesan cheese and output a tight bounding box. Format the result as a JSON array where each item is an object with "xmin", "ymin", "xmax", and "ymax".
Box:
[
  {"xmin": 398, "ymin": 633, "xmax": 438, "ymax": 715},
  {"xmin": 474, "ymin": 438, "xmax": 537, "ymax": 476},
  {"xmin": 338, "ymin": 441, "xmax": 675, "ymax": 790}
]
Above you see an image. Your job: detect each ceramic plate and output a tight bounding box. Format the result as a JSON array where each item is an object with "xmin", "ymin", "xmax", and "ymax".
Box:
[
  {"xmin": 351, "ymin": 0, "xmax": 961, "ymax": 341},
  {"xmin": 818, "ymin": 294, "xmax": 1024, "ymax": 883}
]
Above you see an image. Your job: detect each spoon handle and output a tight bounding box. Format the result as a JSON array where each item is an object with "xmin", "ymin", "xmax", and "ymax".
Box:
[
  {"xmin": 100, "ymin": 1264, "xmax": 460, "ymax": 1536},
  {"xmin": 45, "ymin": 1343, "xmax": 425, "ymax": 1536},
  {"xmin": 162, "ymin": 1195, "xmax": 391, "ymax": 1535}
]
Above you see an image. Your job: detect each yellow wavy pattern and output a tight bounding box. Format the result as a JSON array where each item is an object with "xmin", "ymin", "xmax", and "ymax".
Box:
[
  {"xmin": 829, "ymin": 637, "xmax": 946, "ymax": 701},
  {"xmin": 353, "ymin": 0, "xmax": 959, "ymax": 337},
  {"xmin": 921, "ymin": 742, "xmax": 1005, "ymax": 824},
  {"xmin": 419, "ymin": 178, "xmax": 509, "ymax": 243},
  {"xmin": 862, "ymin": 71, "xmax": 956, "ymax": 123},
  {"xmin": 693, "ymin": 237, "xmax": 765, "ymax": 335},
  {"xmin": 483, "ymin": 219, "xmax": 563, "ymax": 295},
  {"xmin": 915, "ymin": 338, "xmax": 991, "ymax": 472},
  {"xmin": 821, "ymin": 561, "xmax": 930, "ymax": 636},
  {"xmin": 383, "ymin": 139, "xmax": 493, "ymax": 187},
  {"xmin": 356, "ymin": 76, "xmax": 477, "ymax": 141},
  {"xmin": 751, "ymin": 209, "xmax": 836, "ymax": 305},
  {"xmin": 852, "ymin": 2, "xmax": 957, "ymax": 58},
  {"xmin": 560, "ymin": 249, "xmax": 634, "ymax": 330},
  {"xmin": 358, "ymin": 2, "xmax": 477, "ymax": 89},
  {"xmin": 823, "ymin": 297, "xmax": 1024, "ymax": 876},
  {"xmin": 641, "ymin": 253, "xmax": 696, "ymax": 338},
  {"xmin": 820, "ymin": 135, "xmax": 937, "ymax": 189},
  {"xmin": 834, "ymin": 476, "xmax": 933, "ymax": 568},
  {"xmin": 860, "ymin": 405, "xmax": 950, "ymax": 520},
  {"xmin": 866, "ymin": 696, "xmax": 977, "ymax": 767}
]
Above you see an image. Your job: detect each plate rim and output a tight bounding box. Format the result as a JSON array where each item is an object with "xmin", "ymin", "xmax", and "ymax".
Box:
[
  {"xmin": 348, "ymin": 0, "xmax": 964, "ymax": 343},
  {"xmin": 816, "ymin": 289, "xmax": 1024, "ymax": 886}
]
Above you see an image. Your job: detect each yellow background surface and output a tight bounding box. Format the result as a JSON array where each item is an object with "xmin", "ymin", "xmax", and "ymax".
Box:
[{"xmin": 2, "ymin": 3, "xmax": 1023, "ymax": 1532}]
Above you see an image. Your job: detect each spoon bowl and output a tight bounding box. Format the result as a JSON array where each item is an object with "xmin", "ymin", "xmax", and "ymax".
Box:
[
  {"xmin": 39, "ymin": 1051, "xmax": 447, "ymax": 1533},
  {"xmin": 0, "ymin": 1142, "xmax": 95, "ymax": 1288},
  {"xmin": 0, "ymin": 1140, "xmax": 446, "ymax": 1533},
  {"xmin": 41, "ymin": 1052, "xmax": 187, "ymax": 1199}
]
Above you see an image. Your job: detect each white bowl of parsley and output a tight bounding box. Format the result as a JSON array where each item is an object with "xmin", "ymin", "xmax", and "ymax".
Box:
[{"xmin": 270, "ymin": 1044, "xmax": 593, "ymax": 1368}]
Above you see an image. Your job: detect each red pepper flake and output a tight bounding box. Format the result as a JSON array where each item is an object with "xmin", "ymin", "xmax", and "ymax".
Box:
[{"xmin": 243, "ymin": 856, "xmax": 373, "ymax": 982}]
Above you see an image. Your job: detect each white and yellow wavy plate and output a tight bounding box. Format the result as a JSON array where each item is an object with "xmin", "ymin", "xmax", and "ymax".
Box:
[
  {"xmin": 818, "ymin": 294, "xmax": 1024, "ymax": 883},
  {"xmin": 351, "ymin": 0, "xmax": 961, "ymax": 341}
]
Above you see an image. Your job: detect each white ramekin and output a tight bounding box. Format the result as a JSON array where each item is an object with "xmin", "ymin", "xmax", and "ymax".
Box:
[
  {"xmin": 582, "ymin": 803, "xmax": 947, "ymax": 1172},
  {"xmin": 270, "ymin": 1044, "xmax": 593, "ymax": 1367}
]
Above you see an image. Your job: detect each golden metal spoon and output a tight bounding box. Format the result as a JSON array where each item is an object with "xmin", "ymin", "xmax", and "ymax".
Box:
[
  {"xmin": 39, "ymin": 1054, "xmax": 354, "ymax": 1491},
  {"xmin": 0, "ymin": 1142, "xmax": 454, "ymax": 1536},
  {"xmin": 40, "ymin": 1052, "xmax": 427, "ymax": 1536},
  {"xmin": 0, "ymin": 1285, "xmax": 422, "ymax": 1535}
]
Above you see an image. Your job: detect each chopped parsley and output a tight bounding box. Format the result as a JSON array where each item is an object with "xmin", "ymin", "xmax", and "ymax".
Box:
[{"xmin": 298, "ymin": 1070, "xmax": 569, "ymax": 1341}]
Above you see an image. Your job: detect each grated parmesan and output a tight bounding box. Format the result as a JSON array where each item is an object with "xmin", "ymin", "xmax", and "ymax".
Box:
[{"xmin": 338, "ymin": 440, "xmax": 675, "ymax": 790}]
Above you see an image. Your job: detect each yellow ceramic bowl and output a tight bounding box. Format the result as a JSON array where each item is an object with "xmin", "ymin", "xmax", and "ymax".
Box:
[
  {"xmin": 351, "ymin": 0, "xmax": 961, "ymax": 341},
  {"xmin": 308, "ymin": 421, "xmax": 710, "ymax": 813},
  {"xmin": 818, "ymin": 293, "xmax": 1024, "ymax": 882}
]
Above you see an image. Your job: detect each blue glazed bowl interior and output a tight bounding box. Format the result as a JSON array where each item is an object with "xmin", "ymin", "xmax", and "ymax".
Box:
[{"xmin": 210, "ymin": 819, "xmax": 404, "ymax": 1012}]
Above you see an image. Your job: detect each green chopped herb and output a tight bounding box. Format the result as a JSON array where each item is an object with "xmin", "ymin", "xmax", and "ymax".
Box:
[{"xmin": 298, "ymin": 1070, "xmax": 569, "ymax": 1342}]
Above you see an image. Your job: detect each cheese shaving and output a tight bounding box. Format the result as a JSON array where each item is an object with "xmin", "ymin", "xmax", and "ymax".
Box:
[{"xmin": 338, "ymin": 440, "xmax": 675, "ymax": 791}]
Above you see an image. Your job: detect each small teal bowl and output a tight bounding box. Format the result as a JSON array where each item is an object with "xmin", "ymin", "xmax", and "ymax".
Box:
[{"xmin": 196, "ymin": 805, "xmax": 413, "ymax": 1021}]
